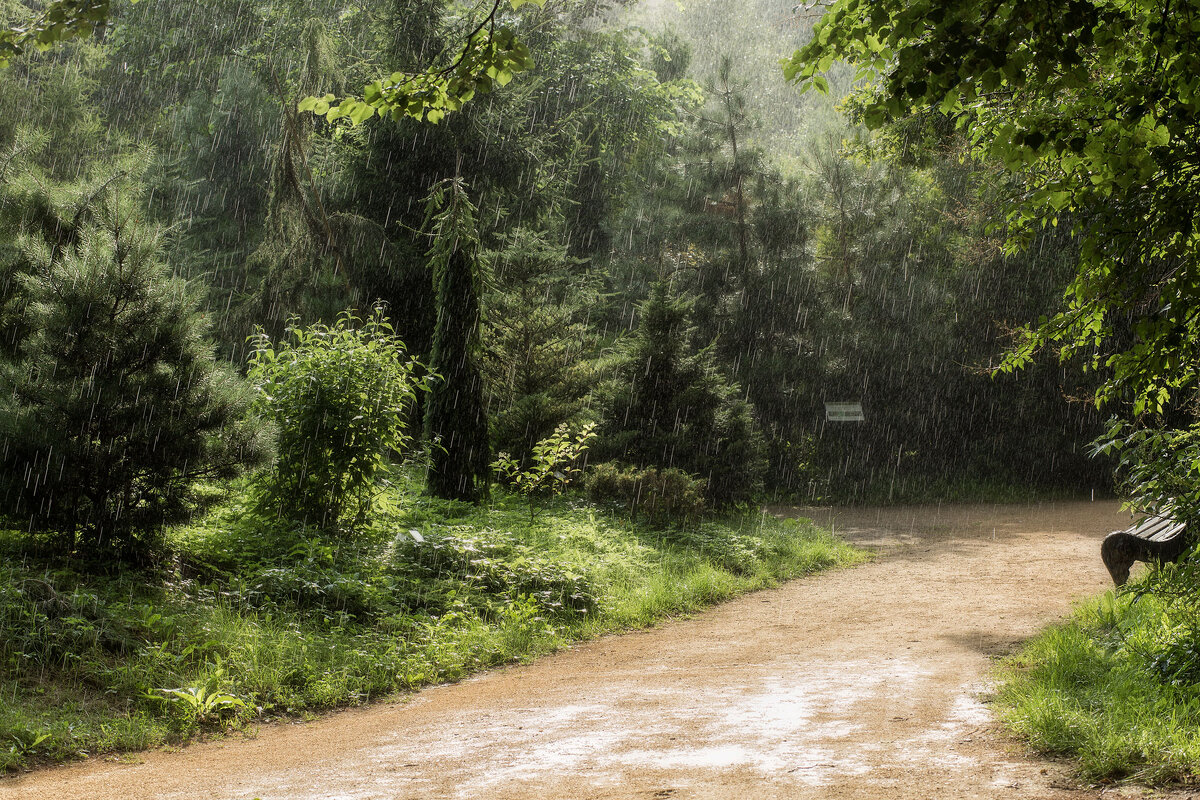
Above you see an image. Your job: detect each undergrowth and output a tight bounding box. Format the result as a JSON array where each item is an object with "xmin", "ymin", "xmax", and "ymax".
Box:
[
  {"xmin": 0, "ymin": 478, "xmax": 863, "ymax": 771},
  {"xmin": 821, "ymin": 475, "xmax": 1096, "ymax": 506}
]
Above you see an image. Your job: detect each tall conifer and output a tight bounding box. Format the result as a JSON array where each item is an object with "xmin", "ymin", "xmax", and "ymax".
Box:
[{"xmin": 422, "ymin": 177, "xmax": 490, "ymax": 501}]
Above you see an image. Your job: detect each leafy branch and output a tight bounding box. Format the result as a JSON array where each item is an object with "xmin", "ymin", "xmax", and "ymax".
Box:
[
  {"xmin": 2, "ymin": 0, "xmax": 541, "ymax": 126},
  {"xmin": 299, "ymin": 0, "xmax": 544, "ymax": 126},
  {"xmin": 0, "ymin": 0, "xmax": 123, "ymax": 68}
]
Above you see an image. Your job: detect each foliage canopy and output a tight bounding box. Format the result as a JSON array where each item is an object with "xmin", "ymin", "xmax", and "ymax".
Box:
[
  {"xmin": 4, "ymin": 0, "xmax": 543, "ymax": 125},
  {"xmin": 786, "ymin": 0, "xmax": 1200, "ymax": 508}
]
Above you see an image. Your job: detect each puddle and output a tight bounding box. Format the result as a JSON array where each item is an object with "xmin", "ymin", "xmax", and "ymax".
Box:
[{"xmin": 248, "ymin": 657, "xmax": 951, "ymax": 799}]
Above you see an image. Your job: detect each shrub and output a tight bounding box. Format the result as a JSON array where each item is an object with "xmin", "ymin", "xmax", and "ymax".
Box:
[
  {"xmin": 585, "ymin": 462, "xmax": 707, "ymax": 525},
  {"xmin": 248, "ymin": 307, "xmax": 426, "ymax": 531},
  {"xmin": 493, "ymin": 422, "xmax": 597, "ymax": 520},
  {"xmin": 1121, "ymin": 555, "xmax": 1200, "ymax": 685}
]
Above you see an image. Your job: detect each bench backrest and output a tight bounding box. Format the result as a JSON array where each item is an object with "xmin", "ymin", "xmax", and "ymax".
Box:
[{"xmin": 1134, "ymin": 514, "xmax": 1186, "ymax": 542}]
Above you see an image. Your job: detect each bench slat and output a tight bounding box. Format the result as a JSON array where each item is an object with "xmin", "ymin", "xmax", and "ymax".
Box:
[
  {"xmin": 1149, "ymin": 522, "xmax": 1186, "ymax": 542},
  {"xmin": 1133, "ymin": 516, "xmax": 1173, "ymax": 538}
]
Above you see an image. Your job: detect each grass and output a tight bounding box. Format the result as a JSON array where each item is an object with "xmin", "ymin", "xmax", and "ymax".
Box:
[
  {"xmin": 0, "ymin": 477, "xmax": 865, "ymax": 772},
  {"xmin": 996, "ymin": 584, "xmax": 1200, "ymax": 785},
  {"xmin": 869, "ymin": 475, "xmax": 1097, "ymax": 505}
]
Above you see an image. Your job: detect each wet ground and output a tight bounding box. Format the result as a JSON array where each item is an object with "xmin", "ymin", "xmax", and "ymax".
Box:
[{"xmin": 6, "ymin": 501, "xmax": 1189, "ymax": 799}]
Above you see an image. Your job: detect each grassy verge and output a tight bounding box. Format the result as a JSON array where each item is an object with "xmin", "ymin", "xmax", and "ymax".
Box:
[
  {"xmin": 996, "ymin": 586, "xmax": 1200, "ymax": 784},
  {"xmin": 0, "ymin": 480, "xmax": 865, "ymax": 772}
]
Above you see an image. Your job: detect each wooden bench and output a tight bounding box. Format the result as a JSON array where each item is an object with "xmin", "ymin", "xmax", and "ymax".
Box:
[{"xmin": 1101, "ymin": 511, "xmax": 1189, "ymax": 586}]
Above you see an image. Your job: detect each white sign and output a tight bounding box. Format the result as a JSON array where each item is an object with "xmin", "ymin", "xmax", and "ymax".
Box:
[{"xmin": 825, "ymin": 401, "xmax": 864, "ymax": 422}]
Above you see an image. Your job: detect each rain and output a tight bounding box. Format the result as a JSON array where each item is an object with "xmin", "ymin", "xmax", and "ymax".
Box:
[{"xmin": 2, "ymin": 0, "xmax": 1198, "ymax": 796}]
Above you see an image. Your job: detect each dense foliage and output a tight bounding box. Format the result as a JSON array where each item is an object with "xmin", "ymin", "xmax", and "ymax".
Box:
[
  {"xmin": 0, "ymin": 0, "xmax": 1114, "ymax": 531},
  {"xmin": 786, "ymin": 0, "xmax": 1200, "ymax": 509},
  {"xmin": 248, "ymin": 308, "xmax": 426, "ymax": 530}
]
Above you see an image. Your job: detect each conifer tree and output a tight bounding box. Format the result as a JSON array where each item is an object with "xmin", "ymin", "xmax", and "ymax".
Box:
[
  {"xmin": 595, "ymin": 281, "xmax": 766, "ymax": 505},
  {"xmin": 0, "ymin": 158, "xmax": 266, "ymax": 560},
  {"xmin": 423, "ymin": 177, "xmax": 490, "ymax": 501},
  {"xmin": 483, "ymin": 228, "xmax": 597, "ymax": 469}
]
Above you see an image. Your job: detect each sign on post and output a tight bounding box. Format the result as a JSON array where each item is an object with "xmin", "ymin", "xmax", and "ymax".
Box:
[{"xmin": 825, "ymin": 401, "xmax": 864, "ymax": 422}]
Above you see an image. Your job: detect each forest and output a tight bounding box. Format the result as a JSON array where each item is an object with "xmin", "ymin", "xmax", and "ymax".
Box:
[{"xmin": 3, "ymin": 0, "xmax": 1200, "ymax": 791}]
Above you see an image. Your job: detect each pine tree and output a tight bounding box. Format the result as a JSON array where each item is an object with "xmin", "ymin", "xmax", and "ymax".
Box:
[
  {"xmin": 423, "ymin": 177, "xmax": 490, "ymax": 501},
  {"xmin": 483, "ymin": 228, "xmax": 597, "ymax": 469},
  {"xmin": 0, "ymin": 160, "xmax": 266, "ymax": 560},
  {"xmin": 595, "ymin": 281, "xmax": 766, "ymax": 505}
]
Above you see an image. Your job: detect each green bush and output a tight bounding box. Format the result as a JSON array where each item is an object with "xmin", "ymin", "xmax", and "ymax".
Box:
[
  {"xmin": 1121, "ymin": 555, "xmax": 1200, "ymax": 686},
  {"xmin": 248, "ymin": 308, "xmax": 427, "ymax": 531},
  {"xmin": 585, "ymin": 462, "xmax": 707, "ymax": 524}
]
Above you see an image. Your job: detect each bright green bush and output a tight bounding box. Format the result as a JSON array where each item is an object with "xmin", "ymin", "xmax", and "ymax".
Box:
[{"xmin": 248, "ymin": 308, "xmax": 426, "ymax": 531}]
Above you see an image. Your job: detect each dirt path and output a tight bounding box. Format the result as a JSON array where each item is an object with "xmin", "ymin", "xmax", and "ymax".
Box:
[{"xmin": 4, "ymin": 501, "xmax": 1178, "ymax": 800}]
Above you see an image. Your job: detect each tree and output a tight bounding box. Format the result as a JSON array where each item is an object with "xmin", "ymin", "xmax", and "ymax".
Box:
[
  {"xmin": 785, "ymin": 0, "xmax": 1200, "ymax": 509},
  {"xmin": 594, "ymin": 281, "xmax": 766, "ymax": 506},
  {"xmin": 482, "ymin": 228, "xmax": 597, "ymax": 469},
  {"xmin": 785, "ymin": 0, "xmax": 1200, "ymax": 411},
  {"xmin": 423, "ymin": 177, "xmax": 490, "ymax": 502},
  {"xmin": 0, "ymin": 156, "xmax": 266, "ymax": 560}
]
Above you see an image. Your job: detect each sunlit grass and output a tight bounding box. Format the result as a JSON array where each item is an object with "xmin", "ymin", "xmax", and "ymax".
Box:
[
  {"xmin": 0, "ymin": 481, "xmax": 865, "ymax": 771},
  {"xmin": 997, "ymin": 590, "xmax": 1200, "ymax": 784}
]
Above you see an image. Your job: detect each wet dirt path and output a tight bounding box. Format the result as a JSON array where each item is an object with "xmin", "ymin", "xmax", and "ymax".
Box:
[{"xmin": 5, "ymin": 501, "xmax": 1181, "ymax": 800}]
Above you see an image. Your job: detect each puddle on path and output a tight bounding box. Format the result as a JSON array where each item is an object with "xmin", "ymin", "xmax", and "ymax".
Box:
[{"xmin": 222, "ymin": 658, "xmax": 988, "ymax": 800}]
